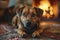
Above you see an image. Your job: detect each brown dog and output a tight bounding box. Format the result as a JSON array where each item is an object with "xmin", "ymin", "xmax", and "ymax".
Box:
[{"xmin": 12, "ymin": 6, "xmax": 43, "ymax": 37}]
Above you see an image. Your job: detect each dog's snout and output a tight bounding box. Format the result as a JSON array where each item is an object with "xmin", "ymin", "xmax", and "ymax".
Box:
[{"xmin": 26, "ymin": 21, "xmax": 31, "ymax": 26}]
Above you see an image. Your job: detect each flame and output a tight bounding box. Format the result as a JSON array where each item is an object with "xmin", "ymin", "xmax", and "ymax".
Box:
[
  {"xmin": 33, "ymin": 0, "xmax": 58, "ymax": 19},
  {"xmin": 39, "ymin": 0, "xmax": 50, "ymax": 10},
  {"xmin": 38, "ymin": 0, "xmax": 54, "ymax": 19}
]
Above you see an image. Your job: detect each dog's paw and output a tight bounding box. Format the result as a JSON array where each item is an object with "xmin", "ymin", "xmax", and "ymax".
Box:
[
  {"xmin": 18, "ymin": 30, "xmax": 27, "ymax": 38},
  {"xmin": 32, "ymin": 31, "xmax": 40, "ymax": 38}
]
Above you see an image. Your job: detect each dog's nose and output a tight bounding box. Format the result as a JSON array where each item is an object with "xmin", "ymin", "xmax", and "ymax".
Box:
[{"xmin": 26, "ymin": 21, "xmax": 31, "ymax": 26}]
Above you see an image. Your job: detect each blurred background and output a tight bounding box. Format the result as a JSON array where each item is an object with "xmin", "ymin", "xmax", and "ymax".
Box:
[{"xmin": 0, "ymin": 0, "xmax": 16, "ymax": 23}]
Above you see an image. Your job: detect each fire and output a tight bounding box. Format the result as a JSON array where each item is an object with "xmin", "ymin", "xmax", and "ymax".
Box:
[
  {"xmin": 38, "ymin": 0, "xmax": 54, "ymax": 19},
  {"xmin": 33, "ymin": 0, "xmax": 58, "ymax": 19}
]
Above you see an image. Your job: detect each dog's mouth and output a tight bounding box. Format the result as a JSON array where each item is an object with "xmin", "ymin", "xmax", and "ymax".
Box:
[
  {"xmin": 23, "ymin": 21, "xmax": 37, "ymax": 29},
  {"xmin": 24, "ymin": 23, "xmax": 37, "ymax": 34},
  {"xmin": 22, "ymin": 22, "xmax": 38, "ymax": 34},
  {"xmin": 22, "ymin": 21, "xmax": 38, "ymax": 34},
  {"xmin": 24, "ymin": 23, "xmax": 37, "ymax": 29}
]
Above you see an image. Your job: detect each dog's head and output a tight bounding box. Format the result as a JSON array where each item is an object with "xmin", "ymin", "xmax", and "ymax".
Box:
[{"xmin": 16, "ymin": 6, "xmax": 43, "ymax": 31}]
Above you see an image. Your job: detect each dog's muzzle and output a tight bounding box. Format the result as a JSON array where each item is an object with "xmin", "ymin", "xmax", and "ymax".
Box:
[
  {"xmin": 26, "ymin": 21, "xmax": 32, "ymax": 27},
  {"xmin": 23, "ymin": 21, "xmax": 34, "ymax": 29},
  {"xmin": 23, "ymin": 21, "xmax": 37, "ymax": 30},
  {"xmin": 23, "ymin": 21, "xmax": 37, "ymax": 34}
]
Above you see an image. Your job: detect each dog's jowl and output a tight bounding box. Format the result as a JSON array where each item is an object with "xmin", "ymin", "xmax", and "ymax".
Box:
[{"xmin": 12, "ymin": 6, "xmax": 43, "ymax": 37}]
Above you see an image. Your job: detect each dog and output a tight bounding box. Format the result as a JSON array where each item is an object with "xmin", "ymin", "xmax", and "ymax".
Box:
[{"xmin": 12, "ymin": 6, "xmax": 43, "ymax": 37}]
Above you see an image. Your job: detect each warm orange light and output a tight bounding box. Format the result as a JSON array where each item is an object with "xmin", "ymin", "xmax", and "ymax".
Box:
[
  {"xmin": 39, "ymin": 0, "xmax": 50, "ymax": 10},
  {"xmin": 33, "ymin": 0, "xmax": 58, "ymax": 19},
  {"xmin": 38, "ymin": 0, "xmax": 54, "ymax": 19}
]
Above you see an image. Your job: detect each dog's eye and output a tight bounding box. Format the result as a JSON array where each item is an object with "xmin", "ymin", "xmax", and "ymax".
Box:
[
  {"xmin": 23, "ymin": 13, "xmax": 27, "ymax": 17},
  {"xmin": 31, "ymin": 13, "xmax": 36, "ymax": 17}
]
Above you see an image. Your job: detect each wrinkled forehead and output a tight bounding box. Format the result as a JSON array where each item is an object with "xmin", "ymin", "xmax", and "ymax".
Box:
[{"xmin": 22, "ymin": 7, "xmax": 36, "ymax": 14}]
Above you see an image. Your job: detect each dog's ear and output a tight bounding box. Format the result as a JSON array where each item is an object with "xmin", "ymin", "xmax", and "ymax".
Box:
[
  {"xmin": 34, "ymin": 7, "xmax": 43, "ymax": 17},
  {"xmin": 16, "ymin": 7, "xmax": 25, "ymax": 16}
]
